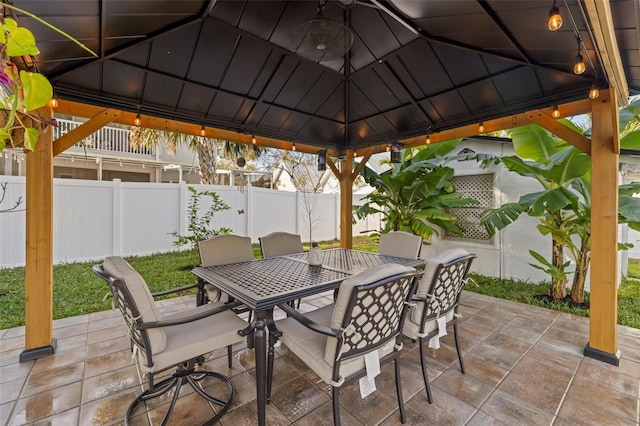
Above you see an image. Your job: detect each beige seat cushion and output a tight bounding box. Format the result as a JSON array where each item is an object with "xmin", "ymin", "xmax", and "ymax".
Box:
[
  {"xmin": 140, "ymin": 301, "xmax": 248, "ymax": 373},
  {"xmin": 403, "ymin": 308, "xmax": 455, "ymax": 340},
  {"xmin": 378, "ymin": 231, "xmax": 423, "ymax": 259},
  {"xmin": 260, "ymin": 232, "xmax": 303, "ymax": 258},
  {"xmin": 277, "ymin": 305, "xmax": 395, "ymax": 385},
  {"xmin": 326, "ymin": 263, "xmax": 415, "ymax": 364},
  {"xmin": 411, "ymin": 248, "xmax": 468, "ymax": 324},
  {"xmin": 103, "ymin": 256, "xmax": 166, "ymax": 354}
]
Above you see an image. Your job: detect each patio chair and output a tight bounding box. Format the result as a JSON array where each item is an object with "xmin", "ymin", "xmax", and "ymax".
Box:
[
  {"xmin": 272, "ymin": 263, "xmax": 421, "ymax": 425},
  {"xmin": 378, "ymin": 231, "xmax": 423, "ymax": 259},
  {"xmin": 198, "ymin": 234, "xmax": 255, "ymax": 304},
  {"xmin": 259, "ymin": 231, "xmax": 304, "ymax": 308},
  {"xmin": 402, "ymin": 248, "xmax": 475, "ymax": 403},
  {"xmin": 93, "ymin": 256, "xmax": 248, "ymax": 425},
  {"xmin": 259, "ymin": 231, "xmax": 303, "ymax": 258}
]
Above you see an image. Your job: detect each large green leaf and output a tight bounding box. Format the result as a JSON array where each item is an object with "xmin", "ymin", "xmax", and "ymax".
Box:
[
  {"xmin": 20, "ymin": 71, "xmax": 53, "ymax": 111},
  {"xmin": 480, "ymin": 203, "xmax": 526, "ymax": 236},
  {"xmin": 511, "ymin": 125, "xmax": 565, "ymax": 162}
]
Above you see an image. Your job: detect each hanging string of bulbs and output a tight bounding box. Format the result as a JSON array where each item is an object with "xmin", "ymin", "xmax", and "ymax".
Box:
[{"xmin": 547, "ymin": 0, "xmax": 600, "ymax": 105}]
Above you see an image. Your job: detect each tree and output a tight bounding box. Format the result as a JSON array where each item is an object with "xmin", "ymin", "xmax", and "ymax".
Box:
[
  {"xmin": 169, "ymin": 186, "xmax": 232, "ymax": 266},
  {"xmin": 129, "ymin": 127, "xmax": 262, "ymax": 184},
  {"xmin": 482, "ymin": 102, "xmax": 640, "ymax": 303},
  {"xmin": 354, "ymin": 140, "xmax": 478, "ymax": 242}
]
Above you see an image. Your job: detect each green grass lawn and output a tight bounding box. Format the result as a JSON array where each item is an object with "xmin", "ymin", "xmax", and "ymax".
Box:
[{"xmin": 1, "ymin": 237, "xmax": 639, "ymax": 330}]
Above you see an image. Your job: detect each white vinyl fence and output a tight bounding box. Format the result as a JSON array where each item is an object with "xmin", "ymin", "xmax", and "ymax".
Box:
[{"xmin": 0, "ymin": 176, "xmax": 377, "ymax": 268}]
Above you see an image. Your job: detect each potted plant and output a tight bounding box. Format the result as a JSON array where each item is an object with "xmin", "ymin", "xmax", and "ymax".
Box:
[{"xmin": 0, "ymin": 2, "xmax": 96, "ymax": 152}]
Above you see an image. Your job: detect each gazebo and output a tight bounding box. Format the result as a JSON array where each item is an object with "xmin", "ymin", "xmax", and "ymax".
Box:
[{"xmin": 10, "ymin": 0, "xmax": 638, "ymax": 367}]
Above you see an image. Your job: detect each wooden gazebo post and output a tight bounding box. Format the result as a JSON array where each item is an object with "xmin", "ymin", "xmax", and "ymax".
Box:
[
  {"xmin": 20, "ymin": 106, "xmax": 55, "ymax": 361},
  {"xmin": 20, "ymin": 107, "xmax": 121, "ymax": 361},
  {"xmin": 584, "ymin": 87, "xmax": 621, "ymax": 365}
]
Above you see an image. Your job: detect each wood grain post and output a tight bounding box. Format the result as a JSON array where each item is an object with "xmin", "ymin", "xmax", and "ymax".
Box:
[
  {"xmin": 20, "ymin": 106, "xmax": 56, "ymax": 362},
  {"xmin": 584, "ymin": 88, "xmax": 621, "ymax": 365}
]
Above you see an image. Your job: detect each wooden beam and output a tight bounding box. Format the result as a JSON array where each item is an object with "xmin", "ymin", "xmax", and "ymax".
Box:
[
  {"xmin": 585, "ymin": 88, "xmax": 620, "ymax": 365},
  {"xmin": 584, "ymin": 0, "xmax": 629, "ymax": 106},
  {"xmin": 526, "ymin": 110, "xmax": 592, "ymax": 155},
  {"xmin": 53, "ymin": 109, "xmax": 121, "ymax": 156},
  {"xmin": 54, "ymin": 100, "xmax": 339, "ymax": 157},
  {"xmin": 20, "ymin": 106, "xmax": 56, "ymax": 362},
  {"xmin": 327, "ymin": 155, "xmax": 342, "ymax": 181},
  {"xmin": 352, "ymin": 152, "xmax": 371, "ymax": 181},
  {"xmin": 397, "ymin": 99, "xmax": 593, "ymax": 150}
]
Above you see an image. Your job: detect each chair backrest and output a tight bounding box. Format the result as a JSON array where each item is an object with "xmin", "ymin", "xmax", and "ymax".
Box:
[
  {"xmin": 198, "ymin": 234, "xmax": 254, "ymax": 267},
  {"xmin": 378, "ymin": 231, "xmax": 423, "ymax": 259},
  {"xmin": 325, "ymin": 263, "xmax": 420, "ymax": 367},
  {"xmin": 259, "ymin": 232, "xmax": 303, "ymax": 258},
  {"xmin": 93, "ymin": 256, "xmax": 166, "ymax": 366},
  {"xmin": 412, "ymin": 249, "xmax": 475, "ymax": 324}
]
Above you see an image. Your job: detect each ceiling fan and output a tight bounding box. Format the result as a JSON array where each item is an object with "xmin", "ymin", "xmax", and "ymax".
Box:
[{"xmin": 290, "ymin": 0, "xmax": 354, "ymax": 62}]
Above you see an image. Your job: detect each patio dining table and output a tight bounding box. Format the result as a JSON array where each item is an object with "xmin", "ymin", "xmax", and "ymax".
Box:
[{"xmin": 192, "ymin": 248, "xmax": 425, "ymax": 426}]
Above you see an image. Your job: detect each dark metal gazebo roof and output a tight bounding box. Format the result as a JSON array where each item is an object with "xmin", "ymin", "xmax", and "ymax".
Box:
[{"xmin": 10, "ymin": 0, "xmax": 640, "ymax": 152}]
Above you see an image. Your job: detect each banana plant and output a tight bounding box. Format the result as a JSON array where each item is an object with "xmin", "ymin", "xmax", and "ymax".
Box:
[
  {"xmin": 354, "ymin": 140, "xmax": 478, "ymax": 241},
  {"xmin": 482, "ymin": 100, "xmax": 640, "ymax": 303}
]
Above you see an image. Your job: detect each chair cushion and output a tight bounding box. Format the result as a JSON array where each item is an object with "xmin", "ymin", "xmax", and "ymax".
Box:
[
  {"xmin": 378, "ymin": 231, "xmax": 423, "ymax": 259},
  {"xmin": 198, "ymin": 235, "xmax": 254, "ymax": 267},
  {"xmin": 103, "ymin": 256, "xmax": 166, "ymax": 354},
  {"xmin": 260, "ymin": 232, "xmax": 303, "ymax": 258},
  {"xmin": 412, "ymin": 248, "xmax": 468, "ymax": 324},
  {"xmin": 326, "ymin": 263, "xmax": 414, "ymax": 365},
  {"xmin": 139, "ymin": 301, "xmax": 248, "ymax": 373},
  {"xmin": 403, "ymin": 308, "xmax": 455, "ymax": 340},
  {"xmin": 277, "ymin": 305, "xmax": 395, "ymax": 385}
]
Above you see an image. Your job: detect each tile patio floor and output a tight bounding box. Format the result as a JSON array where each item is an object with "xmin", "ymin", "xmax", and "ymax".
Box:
[{"xmin": 1, "ymin": 290, "xmax": 640, "ymax": 425}]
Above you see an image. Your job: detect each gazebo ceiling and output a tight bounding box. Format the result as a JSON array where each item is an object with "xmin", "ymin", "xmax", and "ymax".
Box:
[{"xmin": 10, "ymin": 0, "xmax": 640, "ymax": 153}]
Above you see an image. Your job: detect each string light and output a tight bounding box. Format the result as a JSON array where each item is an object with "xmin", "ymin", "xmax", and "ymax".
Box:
[
  {"xmin": 353, "ymin": 150, "xmax": 357, "ymax": 157},
  {"xmin": 478, "ymin": 121, "xmax": 485, "ymax": 133},
  {"xmin": 426, "ymin": 134, "xmax": 431, "ymax": 145},
  {"xmin": 386, "ymin": 144, "xmax": 391, "ymax": 152},
  {"xmin": 589, "ymin": 83, "xmax": 600, "ymax": 100},
  {"xmin": 552, "ymin": 104, "xmax": 560, "ymax": 118},
  {"xmin": 547, "ymin": 0, "xmax": 563, "ymax": 31},
  {"xmin": 50, "ymin": 97, "xmax": 58, "ymax": 108},
  {"xmin": 252, "ymin": 135, "xmax": 256, "ymax": 145},
  {"xmin": 134, "ymin": 113, "xmax": 141, "ymax": 126},
  {"xmin": 292, "ymin": 142, "xmax": 296, "ymax": 151},
  {"xmin": 200, "ymin": 124, "xmax": 206, "ymax": 137},
  {"xmin": 573, "ymin": 37, "xmax": 585, "ymax": 75}
]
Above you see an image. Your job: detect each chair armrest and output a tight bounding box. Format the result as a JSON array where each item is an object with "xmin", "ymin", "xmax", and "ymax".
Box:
[
  {"xmin": 137, "ymin": 301, "xmax": 242, "ymax": 330},
  {"xmin": 151, "ymin": 282, "xmax": 199, "ymax": 298},
  {"xmin": 278, "ymin": 303, "xmax": 338, "ymax": 337}
]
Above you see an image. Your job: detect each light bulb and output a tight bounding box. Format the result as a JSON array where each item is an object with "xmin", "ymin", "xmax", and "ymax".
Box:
[
  {"xmin": 134, "ymin": 113, "xmax": 141, "ymax": 126},
  {"xmin": 478, "ymin": 121, "xmax": 485, "ymax": 133},
  {"xmin": 200, "ymin": 125, "xmax": 206, "ymax": 137},
  {"xmin": 252, "ymin": 135, "xmax": 256, "ymax": 145},
  {"xmin": 292, "ymin": 142, "xmax": 296, "ymax": 151},
  {"xmin": 574, "ymin": 53, "xmax": 585, "ymax": 75},
  {"xmin": 426, "ymin": 134, "xmax": 431, "ymax": 145},
  {"xmin": 50, "ymin": 98, "xmax": 58, "ymax": 108},
  {"xmin": 552, "ymin": 104, "xmax": 560, "ymax": 118},
  {"xmin": 548, "ymin": 5, "xmax": 562, "ymax": 31},
  {"xmin": 589, "ymin": 84, "xmax": 600, "ymax": 100},
  {"xmin": 386, "ymin": 144, "xmax": 390, "ymax": 152}
]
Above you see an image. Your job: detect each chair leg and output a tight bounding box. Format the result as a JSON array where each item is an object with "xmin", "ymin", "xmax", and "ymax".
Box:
[
  {"xmin": 227, "ymin": 345, "xmax": 233, "ymax": 368},
  {"xmin": 394, "ymin": 357, "xmax": 406, "ymax": 424},
  {"xmin": 332, "ymin": 387, "xmax": 341, "ymax": 426},
  {"xmin": 418, "ymin": 337, "xmax": 433, "ymax": 404},
  {"xmin": 453, "ymin": 323, "xmax": 465, "ymax": 374}
]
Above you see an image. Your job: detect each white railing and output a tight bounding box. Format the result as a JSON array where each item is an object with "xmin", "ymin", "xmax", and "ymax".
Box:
[{"xmin": 54, "ymin": 119, "xmax": 154, "ymax": 157}]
